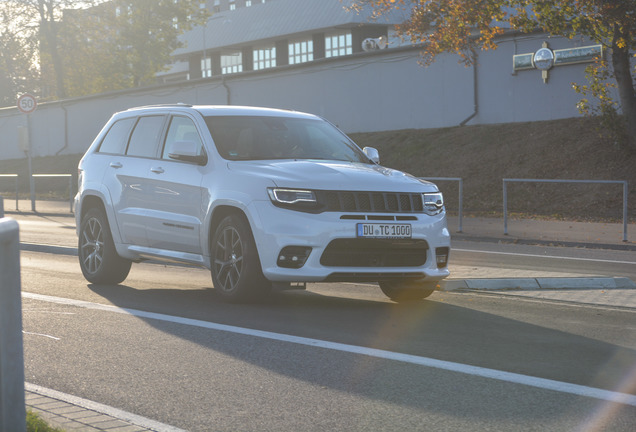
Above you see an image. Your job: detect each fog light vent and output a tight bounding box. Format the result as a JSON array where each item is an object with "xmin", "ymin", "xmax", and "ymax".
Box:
[
  {"xmin": 435, "ymin": 247, "xmax": 450, "ymax": 268},
  {"xmin": 277, "ymin": 246, "xmax": 312, "ymax": 269}
]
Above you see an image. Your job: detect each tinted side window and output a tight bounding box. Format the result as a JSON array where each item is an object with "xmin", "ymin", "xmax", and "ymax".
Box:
[
  {"xmin": 97, "ymin": 118, "xmax": 135, "ymax": 154},
  {"xmin": 162, "ymin": 116, "xmax": 205, "ymax": 159},
  {"xmin": 126, "ymin": 116, "xmax": 166, "ymax": 158}
]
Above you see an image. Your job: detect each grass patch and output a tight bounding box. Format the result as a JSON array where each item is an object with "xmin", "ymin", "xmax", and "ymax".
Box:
[
  {"xmin": 350, "ymin": 117, "xmax": 636, "ymax": 222},
  {"xmin": 27, "ymin": 410, "xmax": 64, "ymax": 432}
]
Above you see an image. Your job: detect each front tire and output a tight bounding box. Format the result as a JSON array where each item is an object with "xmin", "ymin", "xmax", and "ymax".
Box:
[
  {"xmin": 379, "ymin": 280, "xmax": 437, "ymax": 302},
  {"xmin": 78, "ymin": 207, "xmax": 131, "ymax": 284},
  {"xmin": 211, "ymin": 214, "xmax": 269, "ymax": 302}
]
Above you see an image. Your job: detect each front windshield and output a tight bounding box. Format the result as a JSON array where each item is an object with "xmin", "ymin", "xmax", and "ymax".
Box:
[{"xmin": 204, "ymin": 115, "xmax": 371, "ymax": 163}]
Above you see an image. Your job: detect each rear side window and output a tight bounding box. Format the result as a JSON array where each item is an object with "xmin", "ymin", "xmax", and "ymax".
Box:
[
  {"xmin": 126, "ymin": 116, "xmax": 166, "ymax": 158},
  {"xmin": 98, "ymin": 118, "xmax": 135, "ymax": 154}
]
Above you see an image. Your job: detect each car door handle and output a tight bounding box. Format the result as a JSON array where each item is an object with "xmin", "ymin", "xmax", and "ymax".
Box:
[
  {"xmin": 150, "ymin": 167, "xmax": 165, "ymax": 174},
  {"xmin": 109, "ymin": 162, "xmax": 123, "ymax": 169}
]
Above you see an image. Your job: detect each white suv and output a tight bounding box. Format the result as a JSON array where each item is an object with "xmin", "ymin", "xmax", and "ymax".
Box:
[{"xmin": 75, "ymin": 105, "xmax": 450, "ymax": 302}]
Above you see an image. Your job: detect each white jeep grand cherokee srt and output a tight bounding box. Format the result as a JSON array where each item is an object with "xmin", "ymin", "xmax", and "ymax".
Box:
[{"xmin": 75, "ymin": 105, "xmax": 450, "ymax": 302}]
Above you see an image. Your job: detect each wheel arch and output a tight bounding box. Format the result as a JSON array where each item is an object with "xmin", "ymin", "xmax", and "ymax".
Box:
[
  {"xmin": 208, "ymin": 205, "xmax": 250, "ymax": 251},
  {"xmin": 77, "ymin": 193, "xmax": 123, "ymax": 245},
  {"xmin": 79, "ymin": 194, "xmax": 106, "ymax": 220}
]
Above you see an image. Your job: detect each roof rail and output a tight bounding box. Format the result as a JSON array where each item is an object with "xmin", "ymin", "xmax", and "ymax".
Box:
[{"xmin": 127, "ymin": 103, "xmax": 193, "ymax": 110}]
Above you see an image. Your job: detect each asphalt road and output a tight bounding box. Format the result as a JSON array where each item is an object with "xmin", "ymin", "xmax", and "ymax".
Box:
[{"xmin": 11, "ymin": 213, "xmax": 636, "ymax": 431}]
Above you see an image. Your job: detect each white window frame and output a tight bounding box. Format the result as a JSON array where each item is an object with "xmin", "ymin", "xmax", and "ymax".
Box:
[
  {"xmin": 288, "ymin": 39, "xmax": 314, "ymax": 65},
  {"xmin": 221, "ymin": 52, "xmax": 242, "ymax": 74},
  {"xmin": 201, "ymin": 56, "xmax": 212, "ymax": 78},
  {"xmin": 325, "ymin": 31, "xmax": 352, "ymax": 58},
  {"xmin": 253, "ymin": 46, "xmax": 276, "ymax": 70}
]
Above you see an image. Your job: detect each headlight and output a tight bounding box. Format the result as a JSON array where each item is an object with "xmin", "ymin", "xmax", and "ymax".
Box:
[
  {"xmin": 268, "ymin": 188, "xmax": 319, "ymax": 211},
  {"xmin": 423, "ymin": 192, "xmax": 444, "ymax": 215}
]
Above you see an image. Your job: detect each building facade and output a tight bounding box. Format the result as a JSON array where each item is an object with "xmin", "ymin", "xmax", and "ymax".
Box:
[
  {"xmin": 0, "ymin": 0, "xmax": 610, "ymax": 161},
  {"xmin": 158, "ymin": 0, "xmax": 404, "ymax": 83}
]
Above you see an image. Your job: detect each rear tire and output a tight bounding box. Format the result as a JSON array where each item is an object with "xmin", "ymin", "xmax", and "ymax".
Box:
[
  {"xmin": 78, "ymin": 207, "xmax": 131, "ymax": 284},
  {"xmin": 379, "ymin": 280, "xmax": 436, "ymax": 302},
  {"xmin": 211, "ymin": 214, "xmax": 270, "ymax": 302}
]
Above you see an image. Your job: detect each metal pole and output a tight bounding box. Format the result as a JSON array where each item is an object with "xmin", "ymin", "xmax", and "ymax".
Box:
[
  {"xmin": 503, "ymin": 179, "xmax": 508, "ymax": 235},
  {"xmin": 0, "ymin": 197, "xmax": 3, "ymax": 218},
  {"xmin": 28, "ymin": 155, "xmax": 35, "ymax": 212},
  {"xmin": 14, "ymin": 176, "xmax": 18, "ymax": 211},
  {"xmin": 27, "ymin": 114, "xmax": 35, "ymax": 212},
  {"xmin": 0, "ymin": 218, "xmax": 27, "ymax": 432},
  {"xmin": 623, "ymin": 181, "xmax": 628, "ymax": 242},
  {"xmin": 457, "ymin": 178, "xmax": 464, "ymax": 233},
  {"xmin": 69, "ymin": 175, "xmax": 73, "ymax": 213}
]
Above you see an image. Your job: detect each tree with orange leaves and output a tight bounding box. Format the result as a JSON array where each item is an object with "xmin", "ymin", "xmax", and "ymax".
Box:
[{"xmin": 350, "ymin": 0, "xmax": 636, "ymax": 147}]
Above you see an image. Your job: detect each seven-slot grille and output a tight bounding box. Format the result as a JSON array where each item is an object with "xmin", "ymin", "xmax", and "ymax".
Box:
[{"xmin": 317, "ymin": 191, "xmax": 424, "ymax": 213}]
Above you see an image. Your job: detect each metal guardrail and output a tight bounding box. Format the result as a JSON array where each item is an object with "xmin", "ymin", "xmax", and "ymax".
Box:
[
  {"xmin": 0, "ymin": 174, "xmax": 18, "ymax": 211},
  {"xmin": 0, "ymin": 174, "xmax": 73, "ymax": 213},
  {"xmin": 0, "ymin": 217, "xmax": 27, "ymax": 432},
  {"xmin": 32, "ymin": 174, "xmax": 74, "ymax": 213},
  {"xmin": 503, "ymin": 178, "xmax": 629, "ymax": 242},
  {"xmin": 421, "ymin": 177, "xmax": 464, "ymax": 233}
]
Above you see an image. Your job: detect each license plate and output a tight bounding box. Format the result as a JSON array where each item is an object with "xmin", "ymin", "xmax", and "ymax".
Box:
[{"xmin": 357, "ymin": 223, "xmax": 412, "ymax": 239}]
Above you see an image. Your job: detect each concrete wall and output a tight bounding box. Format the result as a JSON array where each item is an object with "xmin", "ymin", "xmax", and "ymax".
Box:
[{"xmin": 0, "ymin": 34, "xmax": 604, "ymax": 161}]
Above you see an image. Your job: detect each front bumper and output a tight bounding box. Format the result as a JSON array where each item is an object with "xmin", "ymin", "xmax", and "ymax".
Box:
[{"xmin": 249, "ymin": 201, "xmax": 451, "ymax": 283}]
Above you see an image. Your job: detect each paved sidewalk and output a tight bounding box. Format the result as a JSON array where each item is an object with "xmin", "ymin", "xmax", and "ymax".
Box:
[
  {"xmin": 1, "ymin": 198, "xmax": 74, "ymax": 216},
  {"xmin": 26, "ymin": 389, "xmax": 152, "ymax": 432},
  {"xmin": 25, "ymin": 383, "xmax": 183, "ymax": 432}
]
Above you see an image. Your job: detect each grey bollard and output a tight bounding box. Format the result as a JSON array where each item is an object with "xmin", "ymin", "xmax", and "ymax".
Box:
[
  {"xmin": 0, "ymin": 218, "xmax": 26, "ymax": 432},
  {"xmin": 0, "ymin": 196, "xmax": 3, "ymax": 218}
]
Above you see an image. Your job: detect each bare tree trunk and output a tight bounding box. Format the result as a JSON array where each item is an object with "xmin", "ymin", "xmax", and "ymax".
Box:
[
  {"xmin": 37, "ymin": 0, "xmax": 66, "ymax": 99},
  {"xmin": 611, "ymin": 27, "xmax": 636, "ymax": 148}
]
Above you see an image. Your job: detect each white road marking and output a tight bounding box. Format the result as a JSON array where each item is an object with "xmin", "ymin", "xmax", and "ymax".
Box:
[
  {"xmin": 25, "ymin": 383, "xmax": 188, "ymax": 432},
  {"xmin": 23, "ymin": 292, "xmax": 636, "ymax": 407},
  {"xmin": 453, "ymin": 248, "xmax": 636, "ymax": 265},
  {"xmin": 23, "ymin": 331, "xmax": 60, "ymax": 341}
]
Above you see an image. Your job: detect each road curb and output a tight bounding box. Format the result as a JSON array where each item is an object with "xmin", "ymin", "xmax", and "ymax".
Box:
[
  {"xmin": 25, "ymin": 383, "xmax": 187, "ymax": 432},
  {"xmin": 441, "ymin": 277, "xmax": 636, "ymax": 291},
  {"xmin": 20, "ymin": 242, "xmax": 77, "ymax": 256}
]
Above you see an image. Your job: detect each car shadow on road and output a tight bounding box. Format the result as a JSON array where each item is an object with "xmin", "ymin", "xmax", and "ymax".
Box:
[{"xmin": 86, "ymin": 282, "xmax": 636, "ymax": 428}]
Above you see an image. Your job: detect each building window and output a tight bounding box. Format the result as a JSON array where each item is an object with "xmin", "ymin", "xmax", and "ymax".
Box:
[
  {"xmin": 246, "ymin": 0, "xmax": 252, "ymax": 6},
  {"xmin": 289, "ymin": 39, "xmax": 314, "ymax": 65},
  {"xmin": 253, "ymin": 46, "xmax": 276, "ymax": 70},
  {"xmin": 201, "ymin": 56, "xmax": 212, "ymax": 77},
  {"xmin": 325, "ymin": 31, "xmax": 352, "ymax": 58},
  {"xmin": 221, "ymin": 52, "xmax": 242, "ymax": 74},
  {"xmin": 229, "ymin": 0, "xmax": 236, "ymax": 10}
]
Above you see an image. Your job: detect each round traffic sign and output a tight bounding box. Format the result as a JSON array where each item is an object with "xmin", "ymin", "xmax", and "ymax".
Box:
[{"xmin": 17, "ymin": 94, "xmax": 37, "ymax": 114}]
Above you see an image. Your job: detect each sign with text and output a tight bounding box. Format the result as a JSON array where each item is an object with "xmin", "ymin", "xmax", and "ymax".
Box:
[{"xmin": 17, "ymin": 93, "xmax": 37, "ymax": 114}]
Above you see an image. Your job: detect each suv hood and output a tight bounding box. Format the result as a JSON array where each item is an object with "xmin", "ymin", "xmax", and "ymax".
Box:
[{"xmin": 227, "ymin": 160, "xmax": 438, "ymax": 192}]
